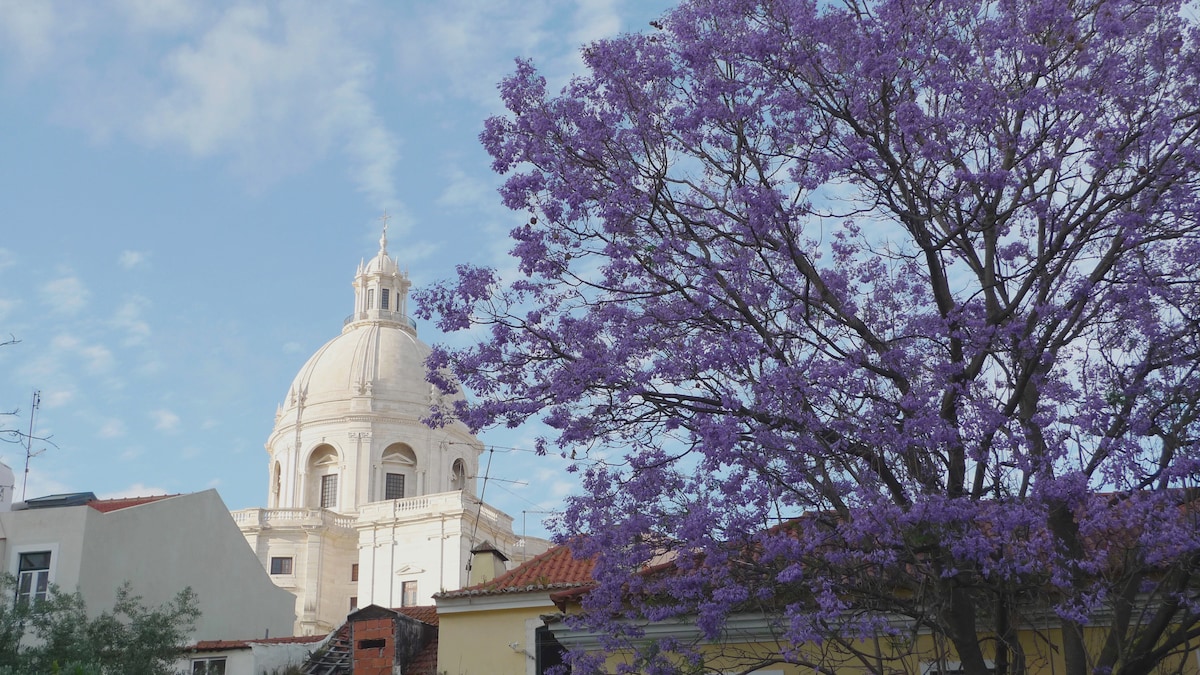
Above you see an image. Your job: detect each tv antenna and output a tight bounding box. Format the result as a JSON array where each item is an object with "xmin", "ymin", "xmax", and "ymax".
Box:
[{"xmin": 21, "ymin": 391, "xmax": 45, "ymax": 501}]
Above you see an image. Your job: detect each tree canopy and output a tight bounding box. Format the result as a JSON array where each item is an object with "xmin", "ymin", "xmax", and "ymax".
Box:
[
  {"xmin": 417, "ymin": 0, "xmax": 1200, "ymax": 673},
  {"xmin": 0, "ymin": 581, "xmax": 199, "ymax": 675}
]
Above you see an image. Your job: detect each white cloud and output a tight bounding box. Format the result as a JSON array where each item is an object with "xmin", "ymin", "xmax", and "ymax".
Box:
[
  {"xmin": 112, "ymin": 295, "xmax": 151, "ymax": 345},
  {"xmin": 436, "ymin": 164, "xmax": 493, "ymax": 212},
  {"xmin": 97, "ymin": 418, "xmax": 126, "ymax": 439},
  {"xmin": 150, "ymin": 408, "xmax": 179, "ymax": 431},
  {"xmin": 79, "ymin": 344, "xmax": 114, "ymax": 374},
  {"xmin": 114, "ymin": 0, "xmax": 198, "ymax": 33},
  {"xmin": 17, "ymin": 473, "xmax": 72, "ymax": 503},
  {"xmin": 47, "ymin": 333, "xmax": 114, "ymax": 375},
  {"xmin": 98, "ymin": 482, "xmax": 171, "ymax": 499},
  {"xmin": 39, "ymin": 388, "xmax": 75, "ymax": 410},
  {"xmin": 0, "ymin": 1, "xmax": 57, "ymax": 76},
  {"xmin": 570, "ymin": 0, "xmax": 622, "ymax": 48},
  {"xmin": 41, "ymin": 276, "xmax": 90, "ymax": 314},
  {"xmin": 118, "ymin": 250, "xmax": 149, "ymax": 269},
  {"xmin": 0, "ymin": 298, "xmax": 16, "ymax": 322},
  {"xmin": 135, "ymin": 3, "xmax": 401, "ymax": 209}
]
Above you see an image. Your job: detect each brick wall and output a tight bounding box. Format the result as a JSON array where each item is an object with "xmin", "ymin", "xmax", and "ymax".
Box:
[{"xmin": 352, "ymin": 617, "xmax": 396, "ymax": 675}]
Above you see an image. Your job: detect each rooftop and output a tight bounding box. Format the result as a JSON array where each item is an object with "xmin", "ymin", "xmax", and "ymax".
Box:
[
  {"xmin": 437, "ymin": 544, "xmax": 595, "ymax": 599},
  {"xmin": 188, "ymin": 635, "xmax": 327, "ymax": 652}
]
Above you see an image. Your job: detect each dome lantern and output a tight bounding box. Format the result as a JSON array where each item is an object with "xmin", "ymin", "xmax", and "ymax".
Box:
[{"xmin": 346, "ymin": 212, "xmax": 414, "ymax": 333}]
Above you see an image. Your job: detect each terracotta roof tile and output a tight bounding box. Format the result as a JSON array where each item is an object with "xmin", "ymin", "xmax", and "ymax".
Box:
[
  {"xmin": 87, "ymin": 495, "xmax": 178, "ymax": 513},
  {"xmin": 394, "ymin": 604, "xmax": 439, "ymax": 626},
  {"xmin": 437, "ymin": 544, "xmax": 595, "ymax": 599}
]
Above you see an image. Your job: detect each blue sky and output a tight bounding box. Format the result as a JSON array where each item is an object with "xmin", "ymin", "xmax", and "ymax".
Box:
[{"xmin": 0, "ymin": 0, "xmax": 672, "ymax": 540}]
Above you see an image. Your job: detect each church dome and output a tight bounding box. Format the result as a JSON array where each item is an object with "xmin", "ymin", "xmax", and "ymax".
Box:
[
  {"xmin": 272, "ymin": 218, "xmax": 463, "ymax": 431},
  {"xmin": 282, "ymin": 321, "xmax": 435, "ymax": 417}
]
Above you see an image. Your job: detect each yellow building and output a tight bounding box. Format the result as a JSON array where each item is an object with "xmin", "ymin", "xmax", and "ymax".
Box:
[{"xmin": 435, "ymin": 544, "xmax": 595, "ymax": 675}]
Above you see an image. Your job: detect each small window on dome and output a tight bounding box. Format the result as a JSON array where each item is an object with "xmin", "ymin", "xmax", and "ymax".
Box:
[
  {"xmin": 367, "ymin": 289, "xmax": 375, "ymax": 310},
  {"xmin": 381, "ymin": 288, "xmax": 390, "ymax": 310}
]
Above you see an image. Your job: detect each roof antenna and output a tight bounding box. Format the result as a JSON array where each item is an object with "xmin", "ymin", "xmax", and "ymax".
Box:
[{"xmin": 21, "ymin": 391, "xmax": 45, "ymax": 501}]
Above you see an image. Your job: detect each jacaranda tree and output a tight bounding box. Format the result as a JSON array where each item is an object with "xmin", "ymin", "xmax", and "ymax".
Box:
[{"xmin": 416, "ymin": 0, "xmax": 1200, "ymax": 673}]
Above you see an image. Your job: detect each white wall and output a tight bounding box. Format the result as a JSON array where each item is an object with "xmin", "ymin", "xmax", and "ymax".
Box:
[{"xmin": 1, "ymin": 490, "xmax": 296, "ymax": 641}]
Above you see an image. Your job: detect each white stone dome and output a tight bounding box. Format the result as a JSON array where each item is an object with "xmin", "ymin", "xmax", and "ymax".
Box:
[{"xmin": 283, "ymin": 321, "xmax": 433, "ymax": 418}]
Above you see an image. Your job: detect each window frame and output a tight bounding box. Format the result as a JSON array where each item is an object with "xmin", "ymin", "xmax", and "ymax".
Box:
[
  {"xmin": 320, "ymin": 473, "xmax": 338, "ymax": 509},
  {"xmin": 191, "ymin": 656, "xmax": 227, "ymax": 675},
  {"xmin": 401, "ymin": 580, "xmax": 417, "ymax": 607},
  {"xmin": 270, "ymin": 556, "xmax": 294, "ymax": 575},
  {"xmin": 384, "ymin": 472, "xmax": 405, "ymax": 500},
  {"xmin": 9, "ymin": 543, "xmax": 57, "ymax": 608}
]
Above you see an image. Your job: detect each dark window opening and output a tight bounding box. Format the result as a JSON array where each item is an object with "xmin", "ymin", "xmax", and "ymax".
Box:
[
  {"xmin": 385, "ymin": 472, "xmax": 405, "ymax": 500},
  {"xmin": 381, "ymin": 288, "xmax": 390, "ymax": 310},
  {"xmin": 270, "ymin": 557, "xmax": 293, "ymax": 575},
  {"xmin": 16, "ymin": 551, "xmax": 50, "ymax": 606},
  {"xmin": 320, "ymin": 474, "xmax": 338, "ymax": 508},
  {"xmin": 535, "ymin": 625, "xmax": 565, "ymax": 675}
]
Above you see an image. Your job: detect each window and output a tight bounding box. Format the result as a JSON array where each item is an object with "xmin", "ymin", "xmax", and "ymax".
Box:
[
  {"xmin": 16, "ymin": 551, "xmax": 50, "ymax": 606},
  {"xmin": 349, "ymin": 596, "xmax": 358, "ymax": 611},
  {"xmin": 351, "ymin": 563, "xmax": 359, "ymax": 582},
  {"xmin": 320, "ymin": 474, "xmax": 337, "ymax": 508},
  {"xmin": 192, "ymin": 657, "xmax": 226, "ymax": 675},
  {"xmin": 270, "ymin": 557, "xmax": 293, "ymax": 575},
  {"xmin": 451, "ymin": 459, "xmax": 466, "ymax": 491},
  {"xmin": 535, "ymin": 625, "xmax": 565, "ymax": 675},
  {"xmin": 381, "ymin": 288, "xmax": 390, "ymax": 310},
  {"xmin": 401, "ymin": 580, "xmax": 417, "ymax": 607},
  {"xmin": 385, "ymin": 472, "xmax": 405, "ymax": 500},
  {"xmin": 367, "ymin": 288, "xmax": 375, "ymax": 309}
]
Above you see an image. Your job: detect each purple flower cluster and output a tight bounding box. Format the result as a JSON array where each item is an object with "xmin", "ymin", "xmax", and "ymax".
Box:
[{"xmin": 415, "ymin": 0, "xmax": 1200, "ymax": 672}]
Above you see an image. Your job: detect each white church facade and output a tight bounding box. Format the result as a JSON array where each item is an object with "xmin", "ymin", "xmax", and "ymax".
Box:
[{"xmin": 232, "ymin": 227, "xmax": 548, "ymax": 635}]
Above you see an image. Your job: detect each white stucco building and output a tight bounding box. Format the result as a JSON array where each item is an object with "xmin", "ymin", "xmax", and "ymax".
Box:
[
  {"xmin": 233, "ymin": 226, "xmax": 548, "ymax": 635},
  {"xmin": 0, "ymin": 483, "xmax": 295, "ymax": 642}
]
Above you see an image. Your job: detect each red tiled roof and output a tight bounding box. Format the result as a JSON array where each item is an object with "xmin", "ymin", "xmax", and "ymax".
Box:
[
  {"xmin": 437, "ymin": 544, "xmax": 595, "ymax": 599},
  {"xmin": 87, "ymin": 495, "xmax": 178, "ymax": 513},
  {"xmin": 188, "ymin": 634, "xmax": 327, "ymax": 652},
  {"xmin": 394, "ymin": 604, "xmax": 439, "ymax": 626}
]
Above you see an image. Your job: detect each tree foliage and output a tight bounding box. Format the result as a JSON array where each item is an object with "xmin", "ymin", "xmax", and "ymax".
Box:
[
  {"xmin": 0, "ymin": 580, "xmax": 199, "ymax": 675},
  {"xmin": 418, "ymin": 0, "xmax": 1200, "ymax": 673}
]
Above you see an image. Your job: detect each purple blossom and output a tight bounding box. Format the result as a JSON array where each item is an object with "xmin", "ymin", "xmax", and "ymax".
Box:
[{"xmin": 415, "ymin": 0, "xmax": 1200, "ymax": 673}]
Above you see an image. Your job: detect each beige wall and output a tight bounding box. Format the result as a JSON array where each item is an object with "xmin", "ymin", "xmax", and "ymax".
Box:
[{"xmin": 438, "ymin": 598, "xmax": 557, "ymax": 675}]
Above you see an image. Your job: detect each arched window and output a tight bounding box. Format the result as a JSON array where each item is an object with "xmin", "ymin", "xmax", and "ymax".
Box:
[
  {"xmin": 450, "ymin": 459, "xmax": 466, "ymax": 492},
  {"xmin": 380, "ymin": 443, "xmax": 417, "ymax": 501},
  {"xmin": 307, "ymin": 445, "xmax": 339, "ymax": 509}
]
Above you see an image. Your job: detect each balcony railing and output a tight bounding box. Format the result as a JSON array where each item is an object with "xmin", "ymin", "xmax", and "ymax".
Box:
[
  {"xmin": 230, "ymin": 507, "xmax": 358, "ymax": 531},
  {"xmin": 231, "ymin": 492, "xmax": 511, "ymax": 531},
  {"xmin": 343, "ymin": 310, "xmax": 417, "ymax": 329}
]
